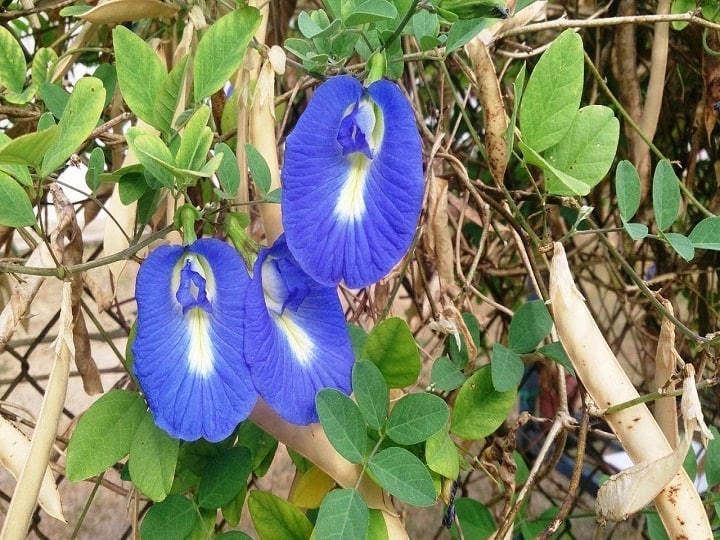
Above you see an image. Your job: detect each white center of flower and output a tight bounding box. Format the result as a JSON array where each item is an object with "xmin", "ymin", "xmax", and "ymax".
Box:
[
  {"xmin": 335, "ymin": 153, "xmax": 370, "ymax": 222},
  {"xmin": 186, "ymin": 307, "xmax": 215, "ymax": 377},
  {"xmin": 260, "ymin": 255, "xmax": 316, "ymax": 366},
  {"xmin": 275, "ymin": 313, "xmax": 315, "ymax": 367}
]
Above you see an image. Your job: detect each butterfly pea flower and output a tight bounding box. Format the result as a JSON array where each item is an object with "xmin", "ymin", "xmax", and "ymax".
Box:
[
  {"xmin": 132, "ymin": 239, "xmax": 257, "ymax": 442},
  {"xmin": 244, "ymin": 235, "xmax": 354, "ymax": 425},
  {"xmin": 282, "ymin": 75, "xmax": 424, "ymax": 289}
]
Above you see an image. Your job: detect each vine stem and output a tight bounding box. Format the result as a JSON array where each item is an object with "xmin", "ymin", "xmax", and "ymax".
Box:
[
  {"xmin": 499, "ymin": 10, "xmax": 720, "ymax": 39},
  {"xmin": 0, "ymin": 225, "xmax": 176, "ymax": 278}
]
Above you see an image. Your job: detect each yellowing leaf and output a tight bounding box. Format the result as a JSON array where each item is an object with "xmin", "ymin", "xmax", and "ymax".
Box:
[{"xmin": 288, "ymin": 466, "xmax": 336, "ymax": 509}]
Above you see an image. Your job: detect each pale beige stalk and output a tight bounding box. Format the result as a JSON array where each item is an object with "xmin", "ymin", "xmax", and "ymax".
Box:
[
  {"xmin": 247, "ymin": 1, "xmax": 284, "ymax": 243},
  {"xmin": 549, "ymin": 242, "xmax": 710, "ymax": 538},
  {"xmin": 0, "ymin": 282, "xmax": 74, "ymax": 540},
  {"xmin": 655, "ymin": 298, "xmax": 679, "ymax": 448},
  {"xmin": 250, "ymin": 401, "xmax": 408, "ymax": 539}
]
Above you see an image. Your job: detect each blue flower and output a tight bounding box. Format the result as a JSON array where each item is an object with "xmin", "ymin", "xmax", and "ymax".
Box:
[
  {"xmin": 244, "ymin": 235, "xmax": 354, "ymax": 425},
  {"xmin": 132, "ymin": 239, "xmax": 257, "ymax": 442},
  {"xmin": 282, "ymin": 75, "xmax": 424, "ymax": 288}
]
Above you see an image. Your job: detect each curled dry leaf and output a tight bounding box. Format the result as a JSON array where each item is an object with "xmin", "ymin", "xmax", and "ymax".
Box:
[
  {"xmin": 549, "ymin": 242, "xmax": 711, "ymax": 537},
  {"xmin": 0, "ymin": 243, "xmax": 54, "ymax": 349},
  {"xmin": 429, "ymin": 300, "xmax": 478, "ymax": 363},
  {"xmin": 681, "ymin": 364, "xmax": 714, "ymax": 445},
  {"xmin": 425, "ymin": 170, "xmax": 455, "ymax": 288},
  {"xmin": 465, "ymin": 38, "xmax": 507, "ymax": 186},
  {"xmin": 597, "ymin": 438, "xmax": 688, "ymax": 523},
  {"xmin": 598, "ymin": 363, "xmax": 713, "ymax": 524},
  {"xmin": 78, "ymin": 0, "xmax": 179, "ymax": 24},
  {"xmin": 0, "ymin": 415, "xmax": 65, "ymax": 522}
]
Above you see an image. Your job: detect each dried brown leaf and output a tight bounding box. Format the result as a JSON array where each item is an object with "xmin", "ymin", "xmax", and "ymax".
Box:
[
  {"xmin": 426, "ymin": 171, "xmax": 454, "ymax": 287},
  {"xmin": 465, "ymin": 39, "xmax": 507, "ymax": 186},
  {"xmin": 0, "ymin": 243, "xmax": 53, "ymax": 348},
  {"xmin": 49, "ymin": 184, "xmax": 103, "ymax": 395}
]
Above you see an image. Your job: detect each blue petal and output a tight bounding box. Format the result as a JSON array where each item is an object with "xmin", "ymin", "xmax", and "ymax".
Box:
[
  {"xmin": 132, "ymin": 239, "xmax": 257, "ymax": 442},
  {"xmin": 282, "ymin": 75, "xmax": 424, "ymax": 288},
  {"xmin": 245, "ymin": 235, "xmax": 354, "ymax": 425}
]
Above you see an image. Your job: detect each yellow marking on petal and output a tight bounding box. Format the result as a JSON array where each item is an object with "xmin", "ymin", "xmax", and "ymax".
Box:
[
  {"xmin": 275, "ymin": 314, "xmax": 315, "ymax": 366},
  {"xmin": 187, "ymin": 308, "xmax": 215, "ymax": 377},
  {"xmin": 335, "ymin": 154, "xmax": 370, "ymax": 222}
]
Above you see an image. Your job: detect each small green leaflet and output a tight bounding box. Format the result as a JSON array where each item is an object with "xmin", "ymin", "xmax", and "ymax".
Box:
[
  {"xmin": 316, "ymin": 389, "xmax": 367, "ymax": 464},
  {"xmin": 0, "ymin": 26, "xmax": 26, "ymax": 93},
  {"xmin": 314, "ymin": 489, "xmax": 369, "ymax": 540},
  {"xmin": 652, "ymin": 160, "xmax": 680, "ymax": 232},
  {"xmin": 140, "ymin": 495, "xmax": 198, "ymax": 540},
  {"xmin": 616, "ymin": 160, "xmax": 641, "ymax": 221},
  {"xmin": 689, "ymin": 216, "xmax": 720, "ymax": 250},
  {"xmin": 367, "ymin": 447, "xmax": 436, "ymax": 507},
  {"xmin": 0, "ymin": 172, "xmax": 35, "ymax": 227},
  {"xmin": 386, "ymin": 393, "xmax": 449, "ymax": 445},
  {"xmin": 128, "ymin": 412, "xmax": 179, "ymax": 502},
  {"xmin": 245, "ymin": 143, "xmax": 272, "ymax": 195},
  {"xmin": 248, "ymin": 490, "xmax": 314, "ymax": 540}
]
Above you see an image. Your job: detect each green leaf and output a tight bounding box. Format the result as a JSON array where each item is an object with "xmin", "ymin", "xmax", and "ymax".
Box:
[
  {"xmin": 344, "ymin": 0, "xmax": 398, "ymax": 26},
  {"xmin": 129, "ymin": 412, "xmax": 179, "ymax": 502},
  {"xmin": 66, "ymin": 390, "xmax": 147, "ymax": 481},
  {"xmin": 194, "ymin": 7, "xmax": 262, "ymax": 101},
  {"xmin": 508, "ymin": 300, "xmax": 552, "ymax": 354},
  {"xmin": 490, "ymin": 343, "xmax": 524, "ymax": 392},
  {"xmin": 92, "ymin": 64, "xmax": 117, "ymax": 108},
  {"xmin": 315, "ymin": 489, "xmax": 369, "ymax": 540},
  {"xmin": 537, "ymin": 341, "xmax": 575, "ymax": 375},
  {"xmin": 411, "ymin": 11, "xmax": 441, "ymax": 51},
  {"xmin": 245, "ymin": 143, "xmax": 272, "ymax": 194},
  {"xmin": 368, "ymin": 509, "xmax": 390, "ymax": 540},
  {"xmin": 39, "ymin": 82, "xmax": 69, "ymax": 119},
  {"xmin": 663, "ymin": 232, "xmax": 694, "ymax": 261},
  {"xmin": 689, "ymin": 216, "xmax": 720, "ymax": 250},
  {"xmin": 316, "ymin": 389, "xmax": 367, "ymax": 464},
  {"xmin": 451, "ymin": 365, "xmax": 517, "ymax": 440},
  {"xmin": 0, "ymin": 162, "xmax": 31, "ymax": 187},
  {"xmin": 198, "ymin": 446, "xmax": 252, "ymax": 509},
  {"xmin": 519, "ymin": 140, "xmax": 590, "ymax": 196},
  {"xmin": 652, "ymin": 160, "xmax": 680, "ymax": 232},
  {"xmin": 86, "ymin": 147, "xmax": 105, "ymax": 192},
  {"xmin": 445, "ymin": 18, "xmax": 492, "ymax": 53},
  {"xmin": 59, "ymin": 5, "xmax": 93, "ymax": 16},
  {"xmin": 430, "ymin": 356, "xmax": 466, "ymax": 392},
  {"xmin": 5, "ymin": 83, "xmax": 38, "ymax": 105},
  {"xmin": 425, "ymin": 429, "xmax": 460, "ymax": 479},
  {"xmin": 41, "ymin": 77, "xmax": 106, "ymax": 177},
  {"xmin": 386, "ymin": 393, "xmax": 449, "ymax": 445},
  {"xmin": 352, "ymin": 359, "xmax": 389, "ymax": 431},
  {"xmin": 455, "ymin": 498, "xmax": 496, "ymax": 539},
  {"xmin": 646, "ymin": 512, "xmax": 670, "ymax": 540},
  {"xmin": 616, "ymin": 160, "xmax": 642, "ymax": 221},
  {"xmin": 671, "ymin": 0, "xmax": 694, "ymax": 29},
  {"xmin": 216, "ymin": 530, "xmax": 252, "ymax": 540},
  {"xmin": 367, "ymin": 447, "xmax": 436, "ymax": 507},
  {"xmin": 154, "ymin": 55, "xmax": 189, "ymax": 138},
  {"xmin": 0, "ymin": 125, "xmax": 59, "ymax": 169},
  {"xmin": 176, "ymin": 106, "xmax": 212, "ymax": 171},
  {"xmin": 360, "ymin": 317, "xmax": 420, "ymax": 388},
  {"xmin": 0, "ymin": 26, "xmax": 26, "ymax": 93},
  {"xmin": 0, "ymin": 172, "xmax": 35, "ymax": 227},
  {"xmin": 113, "ymin": 26, "xmax": 167, "ymax": 127},
  {"xmin": 348, "ymin": 323, "xmax": 369, "ymax": 358},
  {"xmin": 544, "ymin": 105, "xmax": 619, "ymax": 196},
  {"xmin": 118, "ymin": 171, "xmax": 148, "ymax": 204},
  {"xmin": 215, "ymin": 143, "xmax": 241, "ymax": 196},
  {"xmin": 125, "ymin": 127, "xmax": 176, "ymax": 188},
  {"xmin": 706, "ymin": 426, "xmax": 720, "ymax": 487},
  {"xmin": 140, "ymin": 495, "xmax": 199, "ymax": 540},
  {"xmin": 519, "ymin": 30, "xmax": 583, "ymax": 152},
  {"xmin": 622, "ymin": 219, "xmax": 649, "ymax": 241},
  {"xmin": 248, "ymin": 490, "xmax": 314, "ymax": 540}
]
